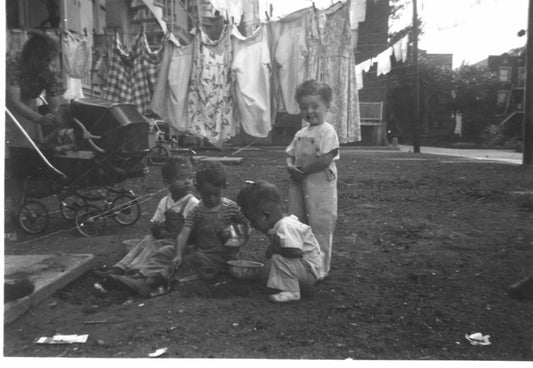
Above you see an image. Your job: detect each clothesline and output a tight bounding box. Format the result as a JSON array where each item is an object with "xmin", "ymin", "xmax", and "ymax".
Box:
[{"xmin": 354, "ymin": 34, "xmax": 410, "ymax": 89}]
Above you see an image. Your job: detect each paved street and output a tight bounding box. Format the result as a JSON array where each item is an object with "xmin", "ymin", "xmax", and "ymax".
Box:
[{"xmin": 398, "ymin": 145, "xmax": 524, "ymax": 165}]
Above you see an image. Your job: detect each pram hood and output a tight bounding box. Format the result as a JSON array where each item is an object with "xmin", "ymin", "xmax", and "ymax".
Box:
[
  {"xmin": 70, "ymin": 97, "xmax": 149, "ymax": 154},
  {"xmin": 70, "ymin": 98, "xmax": 150, "ymax": 183}
]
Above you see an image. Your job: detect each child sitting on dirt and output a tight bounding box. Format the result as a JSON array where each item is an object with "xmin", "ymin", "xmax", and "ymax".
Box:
[
  {"xmin": 42, "ymin": 104, "xmax": 77, "ymax": 154},
  {"xmin": 236, "ymin": 180, "xmax": 324, "ymax": 303},
  {"xmin": 98, "ymin": 156, "xmax": 198, "ymax": 277},
  {"xmin": 111, "ymin": 161, "xmax": 250, "ymax": 297}
]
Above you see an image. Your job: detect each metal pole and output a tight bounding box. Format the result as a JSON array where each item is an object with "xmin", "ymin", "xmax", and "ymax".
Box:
[
  {"xmin": 523, "ymin": 0, "xmax": 533, "ymax": 165},
  {"xmin": 412, "ymin": 0, "xmax": 421, "ymax": 153}
]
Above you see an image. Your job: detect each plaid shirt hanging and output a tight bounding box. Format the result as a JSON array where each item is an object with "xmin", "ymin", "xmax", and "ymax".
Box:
[
  {"xmin": 105, "ymin": 35, "xmax": 133, "ymax": 104},
  {"xmin": 131, "ymin": 33, "xmax": 162, "ymax": 114}
]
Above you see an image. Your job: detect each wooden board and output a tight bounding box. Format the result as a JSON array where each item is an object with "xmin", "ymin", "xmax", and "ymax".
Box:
[{"xmin": 193, "ymin": 156, "xmax": 243, "ymax": 165}]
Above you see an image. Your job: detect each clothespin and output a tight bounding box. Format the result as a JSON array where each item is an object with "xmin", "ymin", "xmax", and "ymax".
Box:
[
  {"xmin": 264, "ymin": 11, "xmax": 270, "ymax": 21},
  {"xmin": 83, "ymin": 27, "xmax": 88, "ymax": 36}
]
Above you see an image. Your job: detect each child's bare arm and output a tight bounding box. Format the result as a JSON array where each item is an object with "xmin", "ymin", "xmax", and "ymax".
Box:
[
  {"xmin": 174, "ymin": 227, "xmax": 192, "ymax": 258},
  {"xmin": 300, "ymin": 149, "xmax": 338, "ymax": 175},
  {"xmin": 170, "ymin": 227, "xmax": 191, "ymax": 272},
  {"xmin": 286, "ymin": 156, "xmax": 305, "ymax": 181}
]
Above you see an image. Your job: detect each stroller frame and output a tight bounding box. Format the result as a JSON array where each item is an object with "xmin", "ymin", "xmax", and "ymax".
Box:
[{"xmin": 7, "ymin": 98, "xmax": 150, "ymax": 237}]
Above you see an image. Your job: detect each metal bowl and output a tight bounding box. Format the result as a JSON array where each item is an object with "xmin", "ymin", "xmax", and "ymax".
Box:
[{"xmin": 227, "ymin": 260, "xmax": 264, "ymax": 280}]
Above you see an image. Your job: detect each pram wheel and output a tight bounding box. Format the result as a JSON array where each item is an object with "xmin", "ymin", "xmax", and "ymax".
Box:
[
  {"xmin": 18, "ymin": 201, "xmax": 49, "ymax": 234},
  {"xmin": 75, "ymin": 204, "xmax": 106, "ymax": 237},
  {"xmin": 111, "ymin": 194, "xmax": 141, "ymax": 226},
  {"xmin": 59, "ymin": 194, "xmax": 86, "ymax": 220},
  {"xmin": 147, "ymin": 145, "xmax": 170, "ymax": 165}
]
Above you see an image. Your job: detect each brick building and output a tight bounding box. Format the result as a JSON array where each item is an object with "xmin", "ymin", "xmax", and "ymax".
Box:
[{"xmin": 487, "ymin": 51, "xmax": 526, "ymax": 137}]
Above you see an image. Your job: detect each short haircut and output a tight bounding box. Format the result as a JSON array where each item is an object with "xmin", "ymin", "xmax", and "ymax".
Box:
[
  {"xmin": 236, "ymin": 180, "xmax": 282, "ymax": 214},
  {"xmin": 161, "ymin": 155, "xmax": 193, "ymax": 181},
  {"xmin": 294, "ymin": 79, "xmax": 333, "ymax": 105},
  {"xmin": 195, "ymin": 161, "xmax": 227, "ymax": 188}
]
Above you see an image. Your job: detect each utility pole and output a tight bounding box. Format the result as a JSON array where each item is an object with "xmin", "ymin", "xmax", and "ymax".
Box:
[
  {"xmin": 412, "ymin": 0, "xmax": 421, "ymax": 153},
  {"xmin": 524, "ymin": 0, "xmax": 533, "ymax": 165}
]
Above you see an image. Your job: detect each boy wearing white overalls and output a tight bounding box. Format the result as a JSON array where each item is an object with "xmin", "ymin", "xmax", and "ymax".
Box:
[{"xmin": 286, "ymin": 80, "xmax": 339, "ymax": 279}]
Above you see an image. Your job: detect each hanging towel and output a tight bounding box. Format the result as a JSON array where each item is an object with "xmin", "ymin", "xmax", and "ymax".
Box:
[
  {"xmin": 376, "ymin": 47, "xmax": 392, "ymax": 76},
  {"xmin": 231, "ymin": 24, "xmax": 271, "ymax": 138},
  {"xmin": 392, "ymin": 38, "xmax": 402, "ymax": 61},
  {"xmin": 350, "ymin": 0, "xmax": 367, "ymax": 30},
  {"xmin": 357, "ymin": 58, "xmax": 373, "ymax": 73},
  {"xmin": 400, "ymin": 35, "xmax": 409, "ymax": 62},
  {"xmin": 274, "ymin": 11, "xmax": 308, "ymax": 115},
  {"xmin": 131, "ymin": 33, "xmax": 162, "ymax": 114},
  {"xmin": 150, "ymin": 38, "xmax": 195, "ymax": 133},
  {"xmin": 62, "ymin": 30, "xmax": 92, "ymax": 100},
  {"xmin": 187, "ymin": 25, "xmax": 235, "ymax": 148},
  {"xmin": 105, "ymin": 35, "xmax": 133, "ymax": 104},
  {"xmin": 355, "ymin": 64, "xmax": 364, "ymax": 90}
]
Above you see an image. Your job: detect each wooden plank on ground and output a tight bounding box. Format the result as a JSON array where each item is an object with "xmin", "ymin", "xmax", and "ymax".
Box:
[
  {"xmin": 193, "ymin": 156, "xmax": 243, "ymax": 165},
  {"xmin": 4, "ymin": 254, "xmax": 97, "ymax": 324}
]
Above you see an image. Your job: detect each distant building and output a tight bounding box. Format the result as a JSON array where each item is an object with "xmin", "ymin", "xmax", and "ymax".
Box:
[
  {"xmin": 487, "ymin": 52, "xmax": 526, "ymax": 116},
  {"xmin": 487, "ymin": 50, "xmax": 525, "ymax": 137}
]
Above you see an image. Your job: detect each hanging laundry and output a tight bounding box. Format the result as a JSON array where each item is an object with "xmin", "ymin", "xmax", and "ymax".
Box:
[
  {"xmin": 267, "ymin": 20, "xmax": 284, "ymax": 117},
  {"xmin": 274, "ymin": 9, "xmax": 309, "ymax": 114},
  {"xmin": 62, "ymin": 30, "xmax": 92, "ymax": 100},
  {"xmin": 131, "ymin": 32, "xmax": 162, "ymax": 114},
  {"xmin": 318, "ymin": 2, "xmax": 361, "ymax": 143},
  {"xmin": 105, "ymin": 35, "xmax": 133, "ymax": 104},
  {"xmin": 306, "ymin": 6, "xmax": 326, "ymax": 81},
  {"xmin": 392, "ymin": 38, "xmax": 403, "ymax": 62},
  {"xmin": 355, "ymin": 64, "xmax": 364, "ymax": 90},
  {"xmin": 376, "ymin": 47, "xmax": 392, "ymax": 76},
  {"xmin": 150, "ymin": 37, "xmax": 194, "ymax": 133},
  {"xmin": 400, "ymin": 35, "xmax": 409, "ymax": 62},
  {"xmin": 350, "ymin": 0, "xmax": 367, "ymax": 30},
  {"xmin": 231, "ymin": 23, "xmax": 272, "ymax": 138},
  {"xmin": 187, "ymin": 25, "xmax": 235, "ymax": 148},
  {"xmin": 357, "ymin": 58, "xmax": 373, "ymax": 73}
]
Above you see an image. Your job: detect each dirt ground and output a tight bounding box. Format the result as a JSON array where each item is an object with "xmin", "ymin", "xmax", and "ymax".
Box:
[{"xmin": 3, "ymin": 148, "xmax": 533, "ymax": 360}]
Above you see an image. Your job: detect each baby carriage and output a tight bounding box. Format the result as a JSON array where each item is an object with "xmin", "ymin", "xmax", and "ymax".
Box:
[{"xmin": 7, "ymin": 97, "xmax": 150, "ymax": 237}]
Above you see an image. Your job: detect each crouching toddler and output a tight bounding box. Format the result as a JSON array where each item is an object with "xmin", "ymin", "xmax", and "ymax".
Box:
[{"xmin": 236, "ymin": 180, "xmax": 324, "ymax": 303}]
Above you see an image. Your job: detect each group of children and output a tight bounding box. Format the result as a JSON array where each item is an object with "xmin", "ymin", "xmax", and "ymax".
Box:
[{"xmin": 96, "ymin": 79, "xmax": 339, "ymax": 303}]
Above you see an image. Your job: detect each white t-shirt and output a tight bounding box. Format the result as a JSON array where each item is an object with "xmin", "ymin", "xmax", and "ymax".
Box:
[
  {"xmin": 268, "ymin": 215, "xmax": 324, "ymax": 278},
  {"xmin": 151, "ymin": 193, "xmax": 199, "ymax": 224}
]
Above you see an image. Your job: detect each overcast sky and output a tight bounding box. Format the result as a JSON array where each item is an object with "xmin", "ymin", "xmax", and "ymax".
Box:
[
  {"xmin": 268, "ymin": 0, "xmax": 529, "ymax": 68},
  {"xmin": 417, "ymin": 0, "xmax": 528, "ymax": 67}
]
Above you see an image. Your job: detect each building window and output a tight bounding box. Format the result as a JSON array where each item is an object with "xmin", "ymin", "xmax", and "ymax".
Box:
[
  {"xmin": 499, "ymin": 67, "xmax": 511, "ymax": 83},
  {"xmin": 497, "ymin": 90, "xmax": 509, "ymax": 108},
  {"xmin": 517, "ymin": 67, "xmax": 526, "ymax": 88}
]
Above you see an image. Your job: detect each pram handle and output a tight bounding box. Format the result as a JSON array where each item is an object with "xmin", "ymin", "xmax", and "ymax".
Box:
[
  {"xmin": 72, "ymin": 118, "xmax": 105, "ymax": 153},
  {"xmin": 5, "ymin": 107, "xmax": 67, "ymax": 180}
]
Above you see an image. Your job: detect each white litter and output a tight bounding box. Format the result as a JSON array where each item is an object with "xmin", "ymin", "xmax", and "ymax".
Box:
[
  {"xmin": 36, "ymin": 334, "xmax": 89, "ymax": 344},
  {"xmin": 148, "ymin": 347, "xmax": 168, "ymax": 357},
  {"xmin": 465, "ymin": 332, "xmax": 491, "ymax": 346}
]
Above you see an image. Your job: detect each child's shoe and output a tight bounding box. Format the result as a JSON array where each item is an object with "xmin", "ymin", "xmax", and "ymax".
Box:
[{"xmin": 268, "ymin": 290, "xmax": 300, "ymax": 303}]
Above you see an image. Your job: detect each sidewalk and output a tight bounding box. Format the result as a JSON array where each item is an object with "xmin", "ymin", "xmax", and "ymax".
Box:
[{"xmin": 398, "ymin": 145, "xmax": 524, "ymax": 165}]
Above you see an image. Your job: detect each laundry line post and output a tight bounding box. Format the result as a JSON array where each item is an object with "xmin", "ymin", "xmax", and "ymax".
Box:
[
  {"xmin": 523, "ymin": 0, "xmax": 533, "ymax": 166},
  {"xmin": 411, "ymin": 0, "xmax": 421, "ymax": 153}
]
